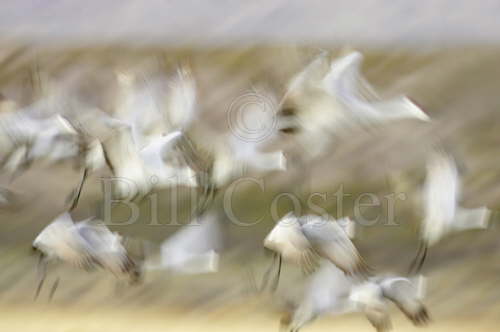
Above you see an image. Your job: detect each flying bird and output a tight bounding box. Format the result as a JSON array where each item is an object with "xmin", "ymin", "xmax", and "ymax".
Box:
[
  {"xmin": 409, "ymin": 150, "xmax": 491, "ymax": 273},
  {"xmin": 282, "ymin": 262, "xmax": 429, "ymax": 332},
  {"xmin": 32, "ymin": 212, "xmax": 141, "ymax": 300},
  {"xmin": 145, "ymin": 212, "xmax": 222, "ymax": 274},
  {"xmin": 62, "ymin": 64, "xmax": 206, "ymax": 206},
  {"xmin": 276, "ymin": 51, "xmax": 430, "ymax": 162},
  {"xmin": 262, "ymin": 213, "xmax": 369, "ymax": 292}
]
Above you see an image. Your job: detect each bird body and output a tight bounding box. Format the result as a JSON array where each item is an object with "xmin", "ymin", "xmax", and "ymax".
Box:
[
  {"xmin": 264, "ymin": 213, "xmax": 369, "ymax": 277},
  {"xmin": 33, "ymin": 212, "xmax": 138, "ymax": 280}
]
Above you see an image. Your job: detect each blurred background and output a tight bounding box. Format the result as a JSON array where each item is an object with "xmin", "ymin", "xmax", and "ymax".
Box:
[{"xmin": 1, "ymin": 2, "xmax": 500, "ymax": 331}]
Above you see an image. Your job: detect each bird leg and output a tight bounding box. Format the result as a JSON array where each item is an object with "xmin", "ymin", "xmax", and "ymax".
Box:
[
  {"xmin": 269, "ymin": 254, "xmax": 282, "ymax": 292},
  {"xmin": 48, "ymin": 277, "xmax": 60, "ymax": 301},
  {"xmin": 34, "ymin": 253, "xmax": 47, "ymax": 300},
  {"xmin": 245, "ymin": 267, "xmax": 258, "ymax": 294},
  {"xmin": 67, "ymin": 167, "xmax": 88, "ymax": 211},
  {"xmin": 259, "ymin": 252, "xmax": 278, "ymax": 292},
  {"xmin": 408, "ymin": 241, "xmax": 428, "ymax": 275},
  {"xmin": 416, "ymin": 245, "xmax": 428, "ymax": 273}
]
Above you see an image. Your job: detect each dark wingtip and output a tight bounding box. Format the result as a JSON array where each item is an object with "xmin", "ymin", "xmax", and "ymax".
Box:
[
  {"xmin": 347, "ymin": 255, "xmax": 374, "ymax": 279},
  {"xmin": 410, "ymin": 306, "xmax": 431, "ymax": 326}
]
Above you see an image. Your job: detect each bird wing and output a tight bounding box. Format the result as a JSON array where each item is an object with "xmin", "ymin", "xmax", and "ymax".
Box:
[
  {"xmin": 139, "ymin": 131, "xmax": 197, "ymax": 187},
  {"xmin": 33, "ymin": 213, "xmax": 98, "ymax": 270},
  {"xmin": 173, "ymin": 132, "xmax": 217, "ymax": 210},
  {"xmin": 163, "ymin": 64, "xmax": 198, "ymax": 132},
  {"xmin": 285, "ymin": 51, "xmax": 330, "ymax": 95},
  {"xmin": 287, "ymin": 262, "xmax": 353, "ymax": 331},
  {"xmin": 337, "ymin": 217, "xmax": 356, "ymax": 239},
  {"xmin": 100, "ymin": 122, "xmax": 149, "ymax": 198},
  {"xmin": 300, "ymin": 215, "xmax": 370, "ymax": 277},
  {"xmin": 114, "ymin": 72, "xmax": 167, "ymax": 148},
  {"xmin": 158, "ymin": 212, "xmax": 222, "ymax": 274},
  {"xmin": 263, "ymin": 213, "xmax": 316, "ymax": 272},
  {"xmin": 305, "ymin": 262, "xmax": 354, "ymax": 311},
  {"xmin": 323, "ymin": 51, "xmax": 428, "ymax": 124},
  {"xmin": 452, "ymin": 206, "xmax": 491, "ymax": 232},
  {"xmin": 33, "ymin": 212, "xmax": 75, "ymax": 248},
  {"xmin": 74, "ymin": 220, "xmax": 131, "ymax": 274},
  {"xmin": 364, "ymin": 308, "xmax": 393, "ymax": 332},
  {"xmin": 380, "ymin": 277, "xmax": 430, "ymax": 326}
]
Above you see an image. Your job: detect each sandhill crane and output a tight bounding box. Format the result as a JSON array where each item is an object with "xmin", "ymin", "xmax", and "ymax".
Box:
[
  {"xmin": 282, "ymin": 262, "xmax": 429, "ymax": 332},
  {"xmin": 409, "ymin": 150, "xmax": 491, "ymax": 273},
  {"xmin": 32, "ymin": 212, "xmax": 141, "ymax": 300},
  {"xmin": 262, "ymin": 213, "xmax": 369, "ymax": 292}
]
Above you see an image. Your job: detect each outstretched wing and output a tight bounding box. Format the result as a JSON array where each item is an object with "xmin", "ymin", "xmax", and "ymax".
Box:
[
  {"xmin": 263, "ymin": 213, "xmax": 318, "ymax": 274},
  {"xmin": 453, "ymin": 206, "xmax": 491, "ymax": 231},
  {"xmin": 100, "ymin": 121, "xmax": 149, "ymax": 199},
  {"xmin": 74, "ymin": 220, "xmax": 133, "ymax": 274},
  {"xmin": 323, "ymin": 51, "xmax": 428, "ymax": 123},
  {"xmin": 300, "ymin": 215, "xmax": 370, "ymax": 277},
  {"xmin": 158, "ymin": 212, "xmax": 222, "ymax": 274},
  {"xmin": 380, "ymin": 277, "xmax": 430, "ymax": 326},
  {"xmin": 114, "ymin": 70, "xmax": 167, "ymax": 148},
  {"xmin": 163, "ymin": 64, "xmax": 198, "ymax": 132}
]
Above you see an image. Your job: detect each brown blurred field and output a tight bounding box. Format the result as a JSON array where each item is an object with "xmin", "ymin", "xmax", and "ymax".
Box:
[{"xmin": 0, "ymin": 45, "xmax": 500, "ymax": 331}]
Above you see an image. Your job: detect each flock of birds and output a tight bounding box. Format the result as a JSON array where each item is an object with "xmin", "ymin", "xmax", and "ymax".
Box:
[{"xmin": 0, "ymin": 50, "xmax": 493, "ymax": 331}]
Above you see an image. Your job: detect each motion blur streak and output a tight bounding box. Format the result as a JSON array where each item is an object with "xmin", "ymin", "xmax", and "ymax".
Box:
[{"xmin": 0, "ymin": 3, "xmax": 500, "ymax": 332}]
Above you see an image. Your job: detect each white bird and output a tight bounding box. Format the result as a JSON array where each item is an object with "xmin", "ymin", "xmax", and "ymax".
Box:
[
  {"xmin": 276, "ymin": 51, "xmax": 429, "ymax": 161},
  {"xmin": 63, "ymin": 64, "xmax": 204, "ymax": 204},
  {"xmin": 282, "ymin": 263, "xmax": 429, "ymax": 332},
  {"xmin": 322, "ymin": 51, "xmax": 429, "ymax": 124},
  {"xmin": 410, "ymin": 150, "xmax": 491, "ymax": 273},
  {"xmin": 139, "ymin": 131, "xmax": 198, "ymax": 188},
  {"xmin": 146, "ymin": 212, "xmax": 222, "ymax": 274},
  {"xmin": 32, "ymin": 212, "xmax": 141, "ymax": 300},
  {"xmin": 210, "ymin": 132, "xmax": 287, "ymax": 188},
  {"xmin": 261, "ymin": 213, "xmax": 369, "ymax": 292},
  {"xmin": 25, "ymin": 114, "xmax": 80, "ymax": 166},
  {"xmin": 0, "ymin": 105, "xmax": 79, "ymax": 178}
]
